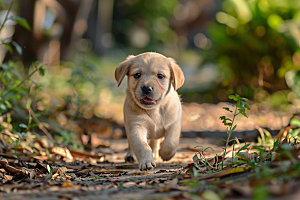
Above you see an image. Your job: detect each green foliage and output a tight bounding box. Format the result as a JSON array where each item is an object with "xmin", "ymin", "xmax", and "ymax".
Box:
[
  {"xmin": 0, "ymin": 0, "xmax": 52, "ymax": 154},
  {"xmin": 113, "ymin": 0, "xmax": 179, "ymax": 51},
  {"xmin": 0, "ymin": 61, "xmax": 45, "ymax": 115},
  {"xmin": 8, "ymin": 16, "xmax": 31, "ymax": 31},
  {"xmin": 220, "ymin": 94, "xmax": 250, "ymax": 169},
  {"xmin": 207, "ymin": 0, "xmax": 300, "ymax": 96},
  {"xmin": 35, "ymin": 53, "xmax": 104, "ymax": 120},
  {"xmin": 0, "ymin": 0, "xmax": 33, "ymax": 115},
  {"xmin": 55, "ymin": 129, "xmax": 83, "ymax": 150},
  {"xmin": 0, "ymin": 0, "xmax": 30, "ymax": 56},
  {"xmin": 253, "ymin": 184, "xmax": 269, "ymax": 200}
]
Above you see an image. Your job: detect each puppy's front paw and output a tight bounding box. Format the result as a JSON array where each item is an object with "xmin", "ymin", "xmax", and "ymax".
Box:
[{"xmin": 139, "ymin": 159, "xmax": 156, "ymax": 171}]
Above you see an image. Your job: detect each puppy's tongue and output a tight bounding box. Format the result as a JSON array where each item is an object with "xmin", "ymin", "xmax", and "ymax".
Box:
[{"xmin": 143, "ymin": 97, "xmax": 155, "ymax": 103}]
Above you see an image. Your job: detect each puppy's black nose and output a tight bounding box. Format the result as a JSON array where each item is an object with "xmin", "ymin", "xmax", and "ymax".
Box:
[{"xmin": 142, "ymin": 86, "xmax": 153, "ymax": 94}]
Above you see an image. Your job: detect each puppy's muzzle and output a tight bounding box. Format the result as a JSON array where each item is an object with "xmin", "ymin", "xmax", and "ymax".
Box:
[
  {"xmin": 140, "ymin": 85, "xmax": 157, "ymax": 105},
  {"xmin": 141, "ymin": 86, "xmax": 153, "ymax": 95}
]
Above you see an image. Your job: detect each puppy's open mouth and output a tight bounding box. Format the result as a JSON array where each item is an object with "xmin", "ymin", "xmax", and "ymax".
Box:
[{"xmin": 141, "ymin": 97, "xmax": 157, "ymax": 105}]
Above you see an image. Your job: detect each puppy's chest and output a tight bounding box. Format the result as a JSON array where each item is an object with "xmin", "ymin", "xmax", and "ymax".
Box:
[{"xmin": 146, "ymin": 110, "xmax": 173, "ymax": 139}]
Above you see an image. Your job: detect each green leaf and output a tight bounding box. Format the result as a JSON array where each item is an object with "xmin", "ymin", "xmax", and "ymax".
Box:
[
  {"xmin": 229, "ymin": 94, "xmax": 240, "ymax": 101},
  {"xmin": 39, "ymin": 67, "xmax": 45, "ymax": 76},
  {"xmin": 219, "ymin": 116, "xmax": 226, "ymax": 120},
  {"xmin": 4, "ymin": 100, "xmax": 12, "ymax": 108},
  {"xmin": 240, "ymin": 101, "xmax": 245, "ymax": 111},
  {"xmin": 237, "ymin": 100, "xmax": 241, "ymax": 109},
  {"xmin": 241, "ymin": 97, "xmax": 249, "ymax": 102},
  {"xmin": 228, "ymin": 137, "xmax": 239, "ymax": 142},
  {"xmin": 0, "ymin": 103, "xmax": 7, "ymax": 112},
  {"xmin": 19, "ymin": 123, "xmax": 27, "ymax": 128},
  {"xmin": 4, "ymin": 43, "xmax": 13, "ymax": 54},
  {"xmin": 231, "ymin": 124, "xmax": 237, "ymax": 133},
  {"xmin": 236, "ymin": 143, "xmax": 251, "ymax": 155},
  {"xmin": 244, "ymin": 102, "xmax": 250, "ymax": 110},
  {"xmin": 238, "ymin": 108, "xmax": 248, "ymax": 118},
  {"xmin": 280, "ymin": 143, "xmax": 294, "ymax": 150},
  {"xmin": 1, "ymin": 63, "xmax": 9, "ymax": 70},
  {"xmin": 224, "ymin": 102, "xmax": 234, "ymax": 107},
  {"xmin": 9, "ymin": 16, "xmax": 31, "ymax": 31},
  {"xmin": 223, "ymin": 107, "xmax": 233, "ymax": 112},
  {"xmin": 273, "ymin": 140, "xmax": 279, "ymax": 151},
  {"xmin": 290, "ymin": 118, "xmax": 300, "ymax": 127},
  {"xmin": 11, "ymin": 41, "xmax": 22, "ymax": 55}
]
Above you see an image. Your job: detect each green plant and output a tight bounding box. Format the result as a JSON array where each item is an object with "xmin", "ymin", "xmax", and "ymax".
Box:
[
  {"xmin": 206, "ymin": 0, "xmax": 300, "ymax": 97},
  {"xmin": 0, "ymin": 0, "xmax": 43, "ymax": 116},
  {"xmin": 0, "ymin": 0, "xmax": 51, "ymax": 152},
  {"xmin": 0, "ymin": 0, "xmax": 30, "ymax": 56},
  {"xmin": 219, "ymin": 94, "xmax": 250, "ymax": 169},
  {"xmin": 54, "ymin": 129, "xmax": 84, "ymax": 150}
]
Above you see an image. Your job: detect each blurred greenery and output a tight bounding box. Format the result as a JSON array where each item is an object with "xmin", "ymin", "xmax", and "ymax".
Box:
[
  {"xmin": 206, "ymin": 0, "xmax": 300, "ymax": 105},
  {"xmin": 1, "ymin": 0, "xmax": 300, "ymax": 134},
  {"xmin": 113, "ymin": 0, "xmax": 179, "ymax": 53}
]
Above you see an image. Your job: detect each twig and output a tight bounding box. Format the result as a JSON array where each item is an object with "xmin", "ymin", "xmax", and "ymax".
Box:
[
  {"xmin": 256, "ymin": 125, "xmax": 265, "ymax": 144},
  {"xmin": 29, "ymin": 107, "xmax": 54, "ymax": 141},
  {"xmin": 0, "ymin": 0, "xmax": 14, "ymax": 32}
]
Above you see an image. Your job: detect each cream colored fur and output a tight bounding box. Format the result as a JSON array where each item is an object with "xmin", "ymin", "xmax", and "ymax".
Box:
[{"xmin": 115, "ymin": 52, "xmax": 185, "ymax": 171}]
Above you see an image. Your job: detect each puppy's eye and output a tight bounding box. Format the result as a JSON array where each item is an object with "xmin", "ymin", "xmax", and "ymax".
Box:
[
  {"xmin": 157, "ymin": 74, "xmax": 164, "ymax": 79},
  {"xmin": 134, "ymin": 73, "xmax": 141, "ymax": 79}
]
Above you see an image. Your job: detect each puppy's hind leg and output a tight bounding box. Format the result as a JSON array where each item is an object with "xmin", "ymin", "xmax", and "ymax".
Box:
[
  {"xmin": 149, "ymin": 139, "xmax": 161, "ymax": 160},
  {"xmin": 124, "ymin": 141, "xmax": 135, "ymax": 163},
  {"xmin": 159, "ymin": 119, "xmax": 181, "ymax": 161}
]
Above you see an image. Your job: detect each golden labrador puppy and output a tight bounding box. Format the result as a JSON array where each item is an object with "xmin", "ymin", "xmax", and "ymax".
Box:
[{"xmin": 115, "ymin": 52, "xmax": 185, "ymax": 171}]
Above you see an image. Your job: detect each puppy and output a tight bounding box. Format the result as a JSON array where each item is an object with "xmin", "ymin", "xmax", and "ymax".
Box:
[{"xmin": 115, "ymin": 52, "xmax": 185, "ymax": 171}]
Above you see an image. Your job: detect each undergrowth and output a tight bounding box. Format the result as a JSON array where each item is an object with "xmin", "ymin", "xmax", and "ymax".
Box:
[{"xmin": 187, "ymin": 94, "xmax": 300, "ymax": 199}]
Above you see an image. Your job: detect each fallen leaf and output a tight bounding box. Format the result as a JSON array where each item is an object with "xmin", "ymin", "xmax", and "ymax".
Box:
[
  {"xmin": 122, "ymin": 181, "xmax": 136, "ymax": 188},
  {"xmin": 34, "ymin": 163, "xmax": 48, "ymax": 173},
  {"xmin": 166, "ymin": 178, "xmax": 178, "ymax": 186},
  {"xmin": 116, "ymin": 165, "xmax": 133, "ymax": 169},
  {"xmin": 29, "ymin": 169, "xmax": 38, "ymax": 179},
  {"xmin": 183, "ymin": 173, "xmax": 191, "ymax": 178},
  {"xmin": 51, "ymin": 147, "xmax": 73, "ymax": 160},
  {"xmin": 156, "ymin": 186, "xmax": 171, "ymax": 193},
  {"xmin": 275, "ymin": 126, "xmax": 298, "ymax": 141},
  {"xmin": 0, "ymin": 160, "xmax": 22, "ymax": 174},
  {"xmin": 4, "ymin": 174, "xmax": 13, "ymax": 180},
  {"xmin": 155, "ymin": 169, "xmax": 167, "ymax": 173},
  {"xmin": 76, "ymin": 168, "xmax": 93, "ymax": 175},
  {"xmin": 197, "ymin": 166, "xmax": 252, "ymax": 180},
  {"xmin": 62, "ymin": 180, "xmax": 73, "ymax": 188},
  {"xmin": 69, "ymin": 149, "xmax": 103, "ymax": 159},
  {"xmin": 52, "ymin": 167, "xmax": 68, "ymax": 175}
]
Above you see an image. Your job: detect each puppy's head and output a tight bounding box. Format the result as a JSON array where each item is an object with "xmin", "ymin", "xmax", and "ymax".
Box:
[{"xmin": 115, "ymin": 52, "xmax": 184, "ymax": 109}]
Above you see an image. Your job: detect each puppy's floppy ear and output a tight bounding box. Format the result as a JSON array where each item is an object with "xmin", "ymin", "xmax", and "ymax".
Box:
[
  {"xmin": 168, "ymin": 58, "xmax": 185, "ymax": 90},
  {"xmin": 115, "ymin": 55, "xmax": 135, "ymax": 87}
]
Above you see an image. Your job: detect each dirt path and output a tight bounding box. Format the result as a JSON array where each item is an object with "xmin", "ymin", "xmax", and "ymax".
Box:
[
  {"xmin": 1, "ymin": 136, "xmax": 300, "ymax": 200},
  {"xmin": 1, "ymin": 138, "xmax": 218, "ymax": 200}
]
